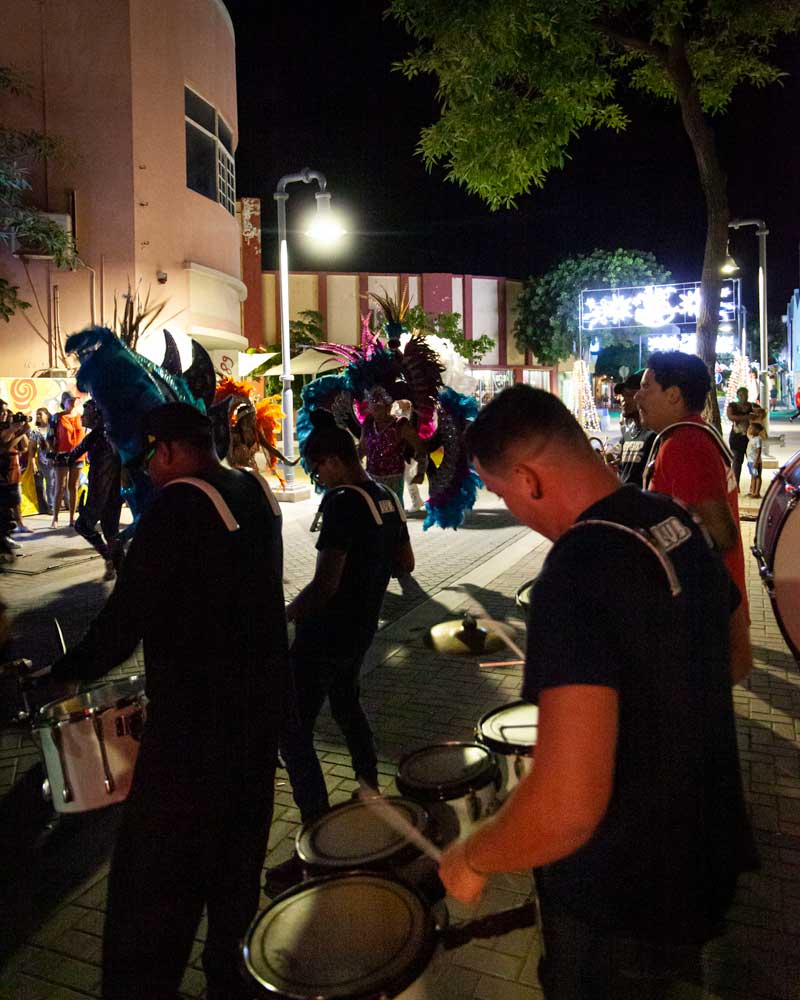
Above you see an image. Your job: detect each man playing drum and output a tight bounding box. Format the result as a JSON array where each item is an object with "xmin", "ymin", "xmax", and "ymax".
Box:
[
  {"xmin": 48, "ymin": 403, "xmax": 289, "ymax": 1000},
  {"xmin": 439, "ymin": 385, "xmax": 756, "ymax": 999},
  {"xmin": 265, "ymin": 408, "xmax": 414, "ymax": 894}
]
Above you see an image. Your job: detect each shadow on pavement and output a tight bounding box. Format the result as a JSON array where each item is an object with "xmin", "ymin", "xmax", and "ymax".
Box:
[{"xmin": 0, "ymin": 762, "xmax": 121, "ymax": 965}]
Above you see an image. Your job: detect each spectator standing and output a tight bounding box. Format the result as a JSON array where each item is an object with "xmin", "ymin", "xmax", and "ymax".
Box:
[
  {"xmin": 48, "ymin": 402, "xmax": 289, "ymax": 999},
  {"xmin": 439, "ymin": 385, "xmax": 755, "ymax": 999},
  {"xmin": 637, "ymin": 350, "xmax": 751, "ymax": 646},
  {"xmin": 790, "ymin": 387, "xmax": 800, "ymax": 421},
  {"xmin": 726, "ymin": 386, "xmax": 754, "ymax": 489},
  {"xmin": 613, "ymin": 369, "xmax": 656, "ymax": 487},
  {"xmin": 69, "ymin": 399, "xmax": 122, "ymax": 579},
  {"xmin": 0, "ymin": 411, "xmax": 30, "ymax": 558},
  {"xmin": 48, "ymin": 391, "xmax": 85, "ymax": 528},
  {"xmin": 29, "ymin": 408, "xmax": 54, "ymax": 514},
  {"xmin": 746, "ymin": 422, "xmax": 766, "ymax": 498},
  {"xmin": 266, "ymin": 408, "xmax": 414, "ymax": 894}
]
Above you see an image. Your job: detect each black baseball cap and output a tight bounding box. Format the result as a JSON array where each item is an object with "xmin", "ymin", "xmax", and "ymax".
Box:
[
  {"xmin": 613, "ymin": 370, "xmax": 645, "ymax": 395},
  {"xmin": 141, "ymin": 402, "xmax": 211, "ymax": 449}
]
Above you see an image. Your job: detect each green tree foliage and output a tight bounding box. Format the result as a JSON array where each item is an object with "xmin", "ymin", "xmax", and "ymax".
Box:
[
  {"xmin": 515, "ymin": 248, "xmax": 670, "ymax": 365},
  {"xmin": 406, "ymin": 305, "xmax": 495, "ymax": 363},
  {"xmin": 389, "ymin": 0, "xmax": 800, "ymax": 392},
  {"xmin": 289, "ymin": 309, "xmax": 326, "ymax": 350},
  {"xmin": 1, "ymin": 65, "xmax": 78, "ymax": 322},
  {"xmin": 593, "ymin": 341, "xmax": 643, "ymax": 379}
]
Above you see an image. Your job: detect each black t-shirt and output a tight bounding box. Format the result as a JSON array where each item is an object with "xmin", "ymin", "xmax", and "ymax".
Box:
[
  {"xmin": 51, "ymin": 468, "xmax": 289, "ymax": 797},
  {"xmin": 617, "ymin": 420, "xmax": 656, "ymax": 488},
  {"xmin": 523, "ymin": 485, "xmax": 756, "ymax": 942},
  {"xmin": 295, "ymin": 480, "xmax": 410, "ymax": 656}
]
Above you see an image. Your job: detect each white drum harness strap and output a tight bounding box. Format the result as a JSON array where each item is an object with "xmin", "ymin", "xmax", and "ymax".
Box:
[
  {"xmin": 642, "ymin": 420, "xmax": 736, "ymax": 494},
  {"xmin": 311, "ymin": 482, "xmax": 407, "ymax": 532},
  {"xmin": 562, "ymin": 516, "xmax": 694, "ymax": 598},
  {"xmin": 167, "ymin": 469, "xmax": 281, "ymax": 531}
]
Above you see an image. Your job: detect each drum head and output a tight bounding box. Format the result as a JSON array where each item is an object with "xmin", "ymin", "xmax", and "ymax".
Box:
[
  {"xmin": 770, "ymin": 504, "xmax": 800, "ymax": 660},
  {"xmin": 244, "ymin": 873, "xmax": 436, "ymax": 998},
  {"xmin": 396, "ymin": 742, "xmax": 499, "ymax": 801},
  {"xmin": 477, "ymin": 701, "xmax": 539, "ymax": 755},
  {"xmin": 37, "ymin": 676, "xmax": 145, "ymax": 725},
  {"xmin": 297, "ymin": 798, "xmax": 429, "ymax": 869}
]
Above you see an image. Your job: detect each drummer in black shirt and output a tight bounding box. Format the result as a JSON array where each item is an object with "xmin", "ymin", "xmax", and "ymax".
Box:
[
  {"xmin": 266, "ymin": 409, "xmax": 414, "ymax": 894},
  {"xmin": 440, "ymin": 386, "xmax": 755, "ymax": 999},
  {"xmin": 49, "ymin": 403, "xmax": 289, "ymax": 1000}
]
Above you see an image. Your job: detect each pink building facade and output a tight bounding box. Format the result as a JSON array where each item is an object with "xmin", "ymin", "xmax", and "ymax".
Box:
[
  {"xmin": 255, "ymin": 260, "xmax": 557, "ymax": 397},
  {"xmin": 0, "ymin": 0, "xmax": 248, "ymax": 377}
]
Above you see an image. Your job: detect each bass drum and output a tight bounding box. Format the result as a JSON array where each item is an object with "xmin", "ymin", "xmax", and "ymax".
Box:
[{"xmin": 753, "ymin": 449, "xmax": 800, "ymax": 659}]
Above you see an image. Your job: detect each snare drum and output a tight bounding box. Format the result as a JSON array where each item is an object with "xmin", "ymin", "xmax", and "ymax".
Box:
[
  {"xmin": 396, "ymin": 742, "xmax": 500, "ymax": 845},
  {"xmin": 753, "ymin": 450, "xmax": 800, "ymax": 659},
  {"xmin": 243, "ymin": 872, "xmax": 438, "ymax": 999},
  {"xmin": 35, "ymin": 676, "xmax": 146, "ymax": 813},
  {"xmin": 296, "ymin": 797, "xmax": 444, "ymax": 904},
  {"xmin": 476, "ymin": 701, "xmax": 538, "ymax": 797}
]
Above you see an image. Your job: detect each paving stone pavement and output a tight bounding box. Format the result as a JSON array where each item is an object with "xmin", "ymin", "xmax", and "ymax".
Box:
[{"xmin": 2, "ymin": 435, "xmax": 800, "ymax": 998}]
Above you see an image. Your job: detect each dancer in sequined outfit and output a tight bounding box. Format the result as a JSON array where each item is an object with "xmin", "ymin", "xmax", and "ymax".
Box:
[{"xmin": 358, "ymin": 386, "xmax": 426, "ymax": 504}]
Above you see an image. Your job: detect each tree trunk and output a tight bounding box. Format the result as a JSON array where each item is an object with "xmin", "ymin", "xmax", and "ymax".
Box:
[{"xmin": 665, "ymin": 33, "xmax": 729, "ymax": 430}]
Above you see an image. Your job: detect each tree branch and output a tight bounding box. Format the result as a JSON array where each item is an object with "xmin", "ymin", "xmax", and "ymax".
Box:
[{"xmin": 595, "ymin": 21, "xmax": 668, "ymax": 65}]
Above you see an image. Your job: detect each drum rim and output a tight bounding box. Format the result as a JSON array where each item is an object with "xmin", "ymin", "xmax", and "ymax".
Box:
[
  {"xmin": 242, "ymin": 870, "xmax": 438, "ymax": 999},
  {"xmin": 396, "ymin": 741, "xmax": 500, "ymax": 801},
  {"xmin": 296, "ymin": 797, "xmax": 430, "ymax": 870},
  {"xmin": 35, "ymin": 676, "xmax": 145, "ymax": 726},
  {"xmin": 754, "ymin": 453, "xmax": 800, "ymax": 559},
  {"xmin": 475, "ymin": 700, "xmax": 538, "ymax": 756}
]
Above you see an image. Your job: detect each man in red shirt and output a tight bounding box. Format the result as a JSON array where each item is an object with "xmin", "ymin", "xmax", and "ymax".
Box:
[{"xmin": 636, "ymin": 351, "xmax": 752, "ymax": 655}]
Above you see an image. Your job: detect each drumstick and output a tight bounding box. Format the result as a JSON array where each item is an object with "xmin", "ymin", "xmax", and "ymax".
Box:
[
  {"xmin": 357, "ymin": 784, "xmax": 442, "ymax": 864},
  {"xmin": 479, "ymin": 659, "xmax": 524, "ymax": 668},
  {"xmin": 468, "ymin": 608, "xmax": 526, "ymax": 662}
]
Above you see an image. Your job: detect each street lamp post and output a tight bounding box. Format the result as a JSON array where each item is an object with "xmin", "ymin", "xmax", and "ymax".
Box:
[
  {"xmin": 728, "ymin": 218, "xmax": 769, "ymax": 410},
  {"xmin": 273, "ymin": 168, "xmax": 338, "ymax": 501}
]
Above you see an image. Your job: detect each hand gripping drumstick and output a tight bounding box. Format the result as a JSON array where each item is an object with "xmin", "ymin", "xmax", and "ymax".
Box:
[
  {"xmin": 465, "ymin": 605, "xmax": 526, "ymax": 662},
  {"xmin": 356, "ymin": 784, "xmax": 442, "ymax": 863}
]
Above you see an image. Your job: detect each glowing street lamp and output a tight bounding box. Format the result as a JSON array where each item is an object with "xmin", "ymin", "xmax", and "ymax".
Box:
[
  {"xmin": 273, "ymin": 168, "xmax": 344, "ymax": 499},
  {"xmin": 728, "ymin": 218, "xmax": 769, "ymax": 410}
]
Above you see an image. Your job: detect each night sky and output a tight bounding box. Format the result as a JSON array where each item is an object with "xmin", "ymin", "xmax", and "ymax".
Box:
[{"xmin": 226, "ymin": 0, "xmax": 800, "ymax": 318}]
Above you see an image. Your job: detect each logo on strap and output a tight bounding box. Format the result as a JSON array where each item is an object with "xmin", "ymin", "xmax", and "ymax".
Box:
[{"xmin": 649, "ymin": 516, "xmax": 691, "ymax": 552}]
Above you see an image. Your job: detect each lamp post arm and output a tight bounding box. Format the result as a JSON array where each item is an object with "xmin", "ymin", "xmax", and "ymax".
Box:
[
  {"xmin": 728, "ymin": 218, "xmax": 769, "ymax": 409},
  {"xmin": 276, "ymin": 168, "xmax": 327, "ymax": 195}
]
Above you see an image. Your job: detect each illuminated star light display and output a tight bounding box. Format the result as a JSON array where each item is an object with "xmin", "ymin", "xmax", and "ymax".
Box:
[{"xmin": 580, "ymin": 280, "xmax": 738, "ymax": 333}]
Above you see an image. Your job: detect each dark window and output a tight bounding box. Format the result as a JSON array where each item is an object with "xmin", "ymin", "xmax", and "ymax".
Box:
[
  {"xmin": 185, "ymin": 88, "xmax": 215, "ymax": 133},
  {"xmin": 184, "ymin": 86, "xmax": 236, "ymax": 215},
  {"xmin": 217, "ymin": 117, "xmax": 233, "ymax": 155},
  {"xmin": 185, "ymin": 122, "xmax": 217, "ymax": 201}
]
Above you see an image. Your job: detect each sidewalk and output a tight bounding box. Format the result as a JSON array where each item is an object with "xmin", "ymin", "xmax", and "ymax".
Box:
[{"xmin": 2, "ymin": 430, "xmax": 800, "ymax": 999}]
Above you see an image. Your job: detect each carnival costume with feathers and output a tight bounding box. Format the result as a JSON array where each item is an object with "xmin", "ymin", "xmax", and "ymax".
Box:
[
  {"xmin": 297, "ymin": 312, "xmax": 482, "ymax": 529},
  {"xmin": 64, "ymin": 325, "xmax": 222, "ymax": 525},
  {"xmin": 213, "ymin": 377, "xmax": 286, "ymax": 486}
]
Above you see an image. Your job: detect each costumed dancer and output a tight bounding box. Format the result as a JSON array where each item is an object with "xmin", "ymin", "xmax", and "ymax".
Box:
[
  {"xmin": 358, "ymin": 384, "xmax": 426, "ymax": 504},
  {"xmin": 63, "ymin": 326, "xmax": 221, "ymax": 537},
  {"xmin": 298, "ymin": 302, "xmax": 482, "ymax": 529},
  {"xmin": 212, "ymin": 377, "xmax": 287, "ymax": 486}
]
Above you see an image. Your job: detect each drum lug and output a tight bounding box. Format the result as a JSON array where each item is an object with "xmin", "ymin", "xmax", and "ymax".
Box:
[
  {"xmin": 513, "ymin": 754, "xmax": 524, "ymax": 781},
  {"xmin": 92, "ymin": 714, "xmax": 116, "ymax": 795},
  {"xmin": 467, "ymin": 789, "xmax": 481, "ymax": 823},
  {"xmin": 51, "ymin": 722, "xmax": 73, "ymax": 803},
  {"xmin": 41, "ymin": 777, "xmax": 51, "ymax": 802}
]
